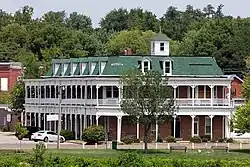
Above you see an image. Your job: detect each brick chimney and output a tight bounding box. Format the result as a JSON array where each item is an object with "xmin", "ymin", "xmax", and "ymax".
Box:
[{"xmin": 123, "ymin": 48, "xmax": 133, "ymax": 55}]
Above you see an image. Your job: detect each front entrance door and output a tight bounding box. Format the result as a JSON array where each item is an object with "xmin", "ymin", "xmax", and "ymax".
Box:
[{"xmin": 171, "ymin": 117, "xmax": 181, "ymax": 138}]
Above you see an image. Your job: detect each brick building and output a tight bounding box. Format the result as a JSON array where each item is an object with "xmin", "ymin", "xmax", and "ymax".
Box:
[{"xmin": 23, "ymin": 33, "xmax": 243, "ymax": 141}]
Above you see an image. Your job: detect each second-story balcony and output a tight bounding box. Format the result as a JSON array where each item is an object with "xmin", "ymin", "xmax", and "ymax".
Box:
[{"xmin": 25, "ymin": 84, "xmax": 234, "ymax": 108}]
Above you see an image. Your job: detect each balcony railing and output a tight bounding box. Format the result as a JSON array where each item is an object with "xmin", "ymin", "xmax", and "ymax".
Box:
[{"xmin": 25, "ymin": 98, "xmax": 232, "ymax": 107}]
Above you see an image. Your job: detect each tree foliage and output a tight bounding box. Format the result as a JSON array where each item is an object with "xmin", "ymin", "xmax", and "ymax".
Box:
[
  {"xmin": 233, "ymin": 102, "xmax": 250, "ymax": 132},
  {"xmin": 82, "ymin": 125, "xmax": 105, "ymax": 144},
  {"xmin": 107, "ymin": 29, "xmax": 155, "ymax": 55},
  {"xmin": 120, "ymin": 70, "xmax": 176, "ymax": 150},
  {"xmin": 9, "ymin": 81, "xmax": 25, "ymax": 113},
  {"xmin": 14, "ymin": 122, "xmax": 28, "ymax": 150}
]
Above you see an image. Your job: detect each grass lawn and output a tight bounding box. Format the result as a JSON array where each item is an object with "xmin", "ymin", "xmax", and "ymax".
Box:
[
  {"xmin": 44, "ymin": 149, "xmax": 250, "ymax": 160},
  {"xmin": 0, "ymin": 149, "xmax": 249, "ymax": 160}
]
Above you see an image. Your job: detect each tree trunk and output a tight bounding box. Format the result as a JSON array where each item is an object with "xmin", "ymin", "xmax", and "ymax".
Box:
[
  {"xmin": 143, "ymin": 124, "xmax": 151, "ymax": 152},
  {"xmin": 19, "ymin": 140, "xmax": 21, "ymax": 150}
]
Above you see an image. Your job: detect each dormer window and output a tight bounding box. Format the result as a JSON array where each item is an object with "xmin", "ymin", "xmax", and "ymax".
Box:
[
  {"xmin": 72, "ymin": 63, "xmax": 77, "ymax": 75},
  {"xmin": 160, "ymin": 43, "xmax": 164, "ymax": 51},
  {"xmin": 163, "ymin": 61, "xmax": 172, "ymax": 75},
  {"xmin": 63, "ymin": 63, "xmax": 69, "ymax": 75},
  {"xmin": 90, "ymin": 62, "xmax": 96, "ymax": 75},
  {"xmin": 142, "ymin": 60, "xmax": 150, "ymax": 73}
]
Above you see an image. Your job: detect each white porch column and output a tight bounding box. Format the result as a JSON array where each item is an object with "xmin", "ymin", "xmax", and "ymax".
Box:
[
  {"xmin": 136, "ymin": 117, "xmax": 139, "ymax": 139},
  {"xmin": 64, "ymin": 114, "xmax": 67, "ymax": 130},
  {"xmin": 43, "ymin": 113, "xmax": 46, "ymax": 130},
  {"xmin": 96, "ymin": 85, "xmax": 99, "ymax": 106},
  {"xmin": 38, "ymin": 113, "xmax": 41, "ymax": 128},
  {"xmin": 29, "ymin": 112, "xmax": 32, "ymax": 126},
  {"xmin": 24, "ymin": 112, "xmax": 27, "ymax": 126},
  {"xmin": 21, "ymin": 112, "xmax": 24, "ymax": 126},
  {"xmin": 210, "ymin": 85, "xmax": 214, "ymax": 106},
  {"xmin": 173, "ymin": 85, "xmax": 177, "ymax": 105},
  {"xmin": 209, "ymin": 115, "xmax": 214, "ymax": 140},
  {"xmin": 70, "ymin": 114, "xmax": 73, "ymax": 131},
  {"xmin": 222, "ymin": 116, "xmax": 225, "ymax": 138},
  {"xmin": 191, "ymin": 85, "xmax": 195, "ymax": 106},
  {"xmin": 84, "ymin": 109, "xmax": 87, "ymax": 129},
  {"xmin": 90, "ymin": 115, "xmax": 93, "ymax": 126},
  {"xmin": 227, "ymin": 85, "xmax": 231, "ymax": 106},
  {"xmin": 155, "ymin": 120, "xmax": 159, "ymax": 142},
  {"xmin": 34, "ymin": 113, "xmax": 37, "ymax": 127},
  {"xmin": 117, "ymin": 116, "xmax": 122, "ymax": 142},
  {"xmin": 173, "ymin": 115, "xmax": 177, "ymax": 138},
  {"xmin": 191, "ymin": 115, "xmax": 196, "ymax": 137},
  {"xmin": 80, "ymin": 114, "xmax": 83, "ymax": 140},
  {"xmin": 96, "ymin": 115, "xmax": 99, "ymax": 125},
  {"xmin": 75, "ymin": 114, "xmax": 77, "ymax": 139}
]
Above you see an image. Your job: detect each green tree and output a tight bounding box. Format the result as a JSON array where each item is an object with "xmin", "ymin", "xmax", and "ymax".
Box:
[
  {"xmin": 233, "ymin": 102, "xmax": 250, "ymax": 133},
  {"xmin": 14, "ymin": 5, "xmax": 34, "ymax": 25},
  {"xmin": 100, "ymin": 8, "xmax": 129, "ymax": 32},
  {"xmin": 42, "ymin": 11, "xmax": 66, "ymax": 25},
  {"xmin": 242, "ymin": 74, "xmax": 250, "ymax": 101},
  {"xmin": 107, "ymin": 29, "xmax": 155, "ymax": 55},
  {"xmin": 120, "ymin": 70, "xmax": 176, "ymax": 150},
  {"xmin": 14, "ymin": 122, "xmax": 28, "ymax": 150},
  {"xmin": 66, "ymin": 12, "xmax": 93, "ymax": 31},
  {"xmin": 82, "ymin": 125, "xmax": 105, "ymax": 144},
  {"xmin": 9, "ymin": 81, "xmax": 25, "ymax": 113}
]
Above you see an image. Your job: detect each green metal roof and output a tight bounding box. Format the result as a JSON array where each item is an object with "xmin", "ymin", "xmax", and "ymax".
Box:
[
  {"xmin": 151, "ymin": 33, "xmax": 171, "ymax": 41},
  {"xmin": 45, "ymin": 55, "xmax": 224, "ymax": 77}
]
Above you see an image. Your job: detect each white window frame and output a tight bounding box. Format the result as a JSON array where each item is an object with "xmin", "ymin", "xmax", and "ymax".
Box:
[
  {"xmin": 71, "ymin": 63, "xmax": 78, "ymax": 75},
  {"xmin": 90, "ymin": 62, "xmax": 96, "ymax": 75},
  {"xmin": 81, "ymin": 63, "xmax": 86, "ymax": 75},
  {"xmin": 194, "ymin": 117, "xmax": 199, "ymax": 136},
  {"xmin": 54, "ymin": 63, "xmax": 60, "ymax": 76},
  {"xmin": 160, "ymin": 42, "xmax": 165, "ymax": 51},
  {"xmin": 142, "ymin": 60, "xmax": 150, "ymax": 73},
  {"xmin": 205, "ymin": 116, "xmax": 211, "ymax": 135},
  {"xmin": 62, "ymin": 63, "xmax": 69, "ymax": 76},
  {"xmin": 163, "ymin": 60, "xmax": 172, "ymax": 76}
]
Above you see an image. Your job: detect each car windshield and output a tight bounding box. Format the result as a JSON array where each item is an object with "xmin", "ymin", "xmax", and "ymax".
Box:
[{"xmin": 37, "ymin": 131, "xmax": 45, "ymax": 133}]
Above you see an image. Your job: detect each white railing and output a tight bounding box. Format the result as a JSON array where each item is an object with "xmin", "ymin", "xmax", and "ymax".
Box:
[
  {"xmin": 98, "ymin": 99, "xmax": 119, "ymax": 105},
  {"xmin": 25, "ymin": 97, "xmax": 233, "ymax": 107},
  {"xmin": 176, "ymin": 98, "xmax": 231, "ymax": 107}
]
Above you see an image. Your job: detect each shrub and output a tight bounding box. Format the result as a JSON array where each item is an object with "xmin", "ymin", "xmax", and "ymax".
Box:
[
  {"xmin": 202, "ymin": 137, "xmax": 208, "ymax": 143},
  {"xmin": 200, "ymin": 135, "xmax": 211, "ymax": 141},
  {"xmin": 121, "ymin": 136, "xmax": 134, "ymax": 144},
  {"xmin": 157, "ymin": 136, "xmax": 163, "ymax": 143},
  {"xmin": 190, "ymin": 136, "xmax": 202, "ymax": 143},
  {"xmin": 226, "ymin": 138, "xmax": 234, "ymax": 143},
  {"xmin": 218, "ymin": 138, "xmax": 225, "ymax": 143},
  {"xmin": 82, "ymin": 125, "xmax": 105, "ymax": 144},
  {"xmin": 134, "ymin": 138, "xmax": 140, "ymax": 143},
  {"xmin": 166, "ymin": 136, "xmax": 176, "ymax": 143},
  {"xmin": 60, "ymin": 130, "xmax": 74, "ymax": 140}
]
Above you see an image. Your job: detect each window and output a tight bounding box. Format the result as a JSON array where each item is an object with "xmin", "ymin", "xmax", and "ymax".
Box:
[
  {"xmin": 27, "ymin": 86, "xmax": 31, "ymax": 98},
  {"xmin": 205, "ymin": 117, "xmax": 211, "ymax": 134},
  {"xmin": 152, "ymin": 42, "xmax": 155, "ymax": 52},
  {"xmin": 106, "ymin": 86, "xmax": 112, "ymax": 98},
  {"xmin": 113, "ymin": 86, "xmax": 119, "ymax": 98},
  {"xmin": 142, "ymin": 60, "xmax": 150, "ymax": 73},
  {"xmin": 194, "ymin": 117, "xmax": 199, "ymax": 136},
  {"xmin": 77, "ymin": 85, "xmax": 81, "ymax": 99},
  {"xmin": 45, "ymin": 86, "xmax": 50, "ymax": 98},
  {"xmin": 41, "ymin": 86, "xmax": 45, "ymax": 98},
  {"xmin": 72, "ymin": 85, "xmax": 76, "ymax": 99},
  {"xmin": 164, "ymin": 61, "xmax": 170, "ymax": 74},
  {"xmin": 31, "ymin": 86, "xmax": 35, "ymax": 98},
  {"xmin": 160, "ymin": 43, "xmax": 164, "ymax": 51},
  {"xmin": 66, "ymin": 86, "xmax": 71, "ymax": 99},
  {"xmin": 35, "ymin": 86, "xmax": 38, "ymax": 98},
  {"xmin": 51, "ymin": 86, "xmax": 55, "ymax": 98}
]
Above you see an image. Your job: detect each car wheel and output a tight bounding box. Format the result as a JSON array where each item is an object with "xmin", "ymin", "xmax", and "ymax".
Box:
[
  {"xmin": 60, "ymin": 138, "xmax": 64, "ymax": 143},
  {"xmin": 34, "ymin": 140, "xmax": 38, "ymax": 142},
  {"xmin": 44, "ymin": 137, "xmax": 48, "ymax": 142}
]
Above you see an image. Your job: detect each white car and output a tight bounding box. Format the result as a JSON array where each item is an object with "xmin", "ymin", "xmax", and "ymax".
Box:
[{"xmin": 31, "ymin": 130, "xmax": 65, "ymax": 143}]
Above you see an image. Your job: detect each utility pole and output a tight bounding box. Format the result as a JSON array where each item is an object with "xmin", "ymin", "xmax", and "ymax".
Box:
[{"xmin": 57, "ymin": 85, "xmax": 63, "ymax": 149}]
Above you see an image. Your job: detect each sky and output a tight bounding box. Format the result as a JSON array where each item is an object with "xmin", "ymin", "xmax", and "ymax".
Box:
[{"xmin": 0, "ymin": 0, "xmax": 249, "ymax": 27}]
